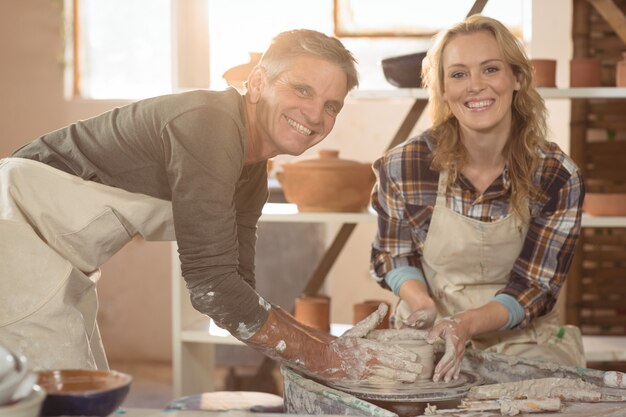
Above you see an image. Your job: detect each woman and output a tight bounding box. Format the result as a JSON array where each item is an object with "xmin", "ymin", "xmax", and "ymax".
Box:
[{"xmin": 370, "ymin": 15, "xmax": 585, "ymax": 384}]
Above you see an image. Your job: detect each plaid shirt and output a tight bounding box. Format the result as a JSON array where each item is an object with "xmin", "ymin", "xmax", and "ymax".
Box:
[{"xmin": 370, "ymin": 130, "xmax": 585, "ymax": 329}]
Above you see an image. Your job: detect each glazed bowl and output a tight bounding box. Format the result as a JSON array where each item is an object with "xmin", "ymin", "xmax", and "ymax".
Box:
[
  {"xmin": 37, "ymin": 369, "xmax": 132, "ymax": 417},
  {"xmin": 0, "ymin": 385, "xmax": 46, "ymax": 417},
  {"xmin": 381, "ymin": 51, "xmax": 427, "ymax": 88},
  {"xmin": 276, "ymin": 150, "xmax": 375, "ymax": 213}
]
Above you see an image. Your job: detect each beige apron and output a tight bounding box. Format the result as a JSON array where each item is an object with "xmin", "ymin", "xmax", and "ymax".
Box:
[
  {"xmin": 0, "ymin": 158, "xmax": 175, "ymax": 370},
  {"xmin": 395, "ymin": 170, "xmax": 585, "ymax": 367}
]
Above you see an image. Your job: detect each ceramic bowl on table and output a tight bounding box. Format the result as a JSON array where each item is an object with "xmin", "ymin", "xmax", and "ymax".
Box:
[{"xmin": 37, "ymin": 369, "xmax": 132, "ymax": 417}]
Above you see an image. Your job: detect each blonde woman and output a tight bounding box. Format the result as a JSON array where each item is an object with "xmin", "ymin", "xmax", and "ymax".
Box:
[{"xmin": 370, "ymin": 15, "xmax": 585, "ymax": 383}]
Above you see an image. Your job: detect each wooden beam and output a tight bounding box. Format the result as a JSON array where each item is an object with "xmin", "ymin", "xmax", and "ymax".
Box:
[{"xmin": 588, "ymin": 0, "xmax": 626, "ymax": 45}]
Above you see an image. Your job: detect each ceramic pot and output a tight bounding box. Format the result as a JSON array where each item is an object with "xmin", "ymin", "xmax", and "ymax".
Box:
[
  {"xmin": 276, "ymin": 150, "xmax": 375, "ymax": 212},
  {"xmin": 353, "ymin": 300, "xmax": 391, "ymax": 329},
  {"xmin": 366, "ymin": 329, "xmax": 434, "ymax": 381},
  {"xmin": 583, "ymin": 193, "xmax": 626, "ymax": 216},
  {"xmin": 570, "ymin": 58, "xmax": 602, "ymax": 87},
  {"xmin": 530, "ymin": 59, "xmax": 557, "ymax": 87},
  {"xmin": 616, "ymin": 52, "xmax": 626, "ymax": 87},
  {"xmin": 294, "ymin": 295, "xmax": 330, "ymax": 332},
  {"xmin": 222, "ymin": 52, "xmax": 262, "ymax": 90}
]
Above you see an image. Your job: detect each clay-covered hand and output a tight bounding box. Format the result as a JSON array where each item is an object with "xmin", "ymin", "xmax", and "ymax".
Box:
[
  {"xmin": 245, "ymin": 303, "xmax": 423, "ymax": 383},
  {"xmin": 325, "ymin": 303, "xmax": 424, "ymax": 382},
  {"xmin": 427, "ymin": 315, "xmax": 470, "ymax": 383},
  {"xmin": 403, "ymin": 299, "xmax": 437, "ymax": 330}
]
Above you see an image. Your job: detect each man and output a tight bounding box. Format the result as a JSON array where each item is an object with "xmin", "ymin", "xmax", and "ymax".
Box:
[{"xmin": 0, "ymin": 29, "xmax": 421, "ymax": 383}]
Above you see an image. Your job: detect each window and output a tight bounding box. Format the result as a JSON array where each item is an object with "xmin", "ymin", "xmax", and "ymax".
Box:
[
  {"xmin": 71, "ymin": 0, "xmax": 528, "ymax": 98},
  {"xmin": 72, "ymin": 0, "xmax": 172, "ymax": 99}
]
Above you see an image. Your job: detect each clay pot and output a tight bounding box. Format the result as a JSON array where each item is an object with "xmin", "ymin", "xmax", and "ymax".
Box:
[
  {"xmin": 222, "ymin": 52, "xmax": 262, "ymax": 90},
  {"xmin": 294, "ymin": 295, "xmax": 330, "ymax": 332},
  {"xmin": 530, "ymin": 59, "xmax": 557, "ymax": 87},
  {"xmin": 616, "ymin": 52, "xmax": 626, "ymax": 87},
  {"xmin": 366, "ymin": 329, "xmax": 434, "ymax": 381},
  {"xmin": 353, "ymin": 300, "xmax": 391, "ymax": 329},
  {"xmin": 276, "ymin": 150, "xmax": 375, "ymax": 212},
  {"xmin": 584, "ymin": 193, "xmax": 626, "ymax": 216},
  {"xmin": 570, "ymin": 58, "xmax": 602, "ymax": 87}
]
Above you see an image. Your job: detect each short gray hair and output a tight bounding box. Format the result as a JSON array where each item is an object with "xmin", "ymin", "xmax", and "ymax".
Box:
[{"xmin": 260, "ymin": 29, "xmax": 359, "ymax": 91}]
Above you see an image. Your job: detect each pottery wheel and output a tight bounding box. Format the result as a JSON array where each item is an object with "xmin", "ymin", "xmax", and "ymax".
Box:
[{"xmin": 325, "ymin": 371, "xmax": 482, "ymax": 402}]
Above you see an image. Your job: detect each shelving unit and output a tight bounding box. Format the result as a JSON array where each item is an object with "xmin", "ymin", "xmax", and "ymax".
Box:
[{"xmin": 172, "ymin": 87, "xmax": 626, "ymax": 398}]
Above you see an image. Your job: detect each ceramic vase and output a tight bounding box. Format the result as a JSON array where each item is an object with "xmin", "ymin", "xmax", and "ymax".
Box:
[
  {"xmin": 570, "ymin": 58, "xmax": 602, "ymax": 87},
  {"xmin": 616, "ymin": 52, "xmax": 626, "ymax": 87},
  {"xmin": 583, "ymin": 193, "xmax": 626, "ymax": 216},
  {"xmin": 530, "ymin": 59, "xmax": 557, "ymax": 87},
  {"xmin": 294, "ymin": 295, "xmax": 330, "ymax": 332}
]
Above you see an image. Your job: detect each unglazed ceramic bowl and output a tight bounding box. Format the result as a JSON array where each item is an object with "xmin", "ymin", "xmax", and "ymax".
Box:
[
  {"xmin": 584, "ymin": 193, "xmax": 626, "ymax": 216},
  {"xmin": 277, "ymin": 150, "xmax": 375, "ymax": 212},
  {"xmin": 37, "ymin": 369, "xmax": 131, "ymax": 417}
]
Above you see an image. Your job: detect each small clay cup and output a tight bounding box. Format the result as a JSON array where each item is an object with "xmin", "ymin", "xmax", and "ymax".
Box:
[
  {"xmin": 353, "ymin": 300, "xmax": 391, "ymax": 329},
  {"xmin": 570, "ymin": 58, "xmax": 602, "ymax": 87},
  {"xmin": 530, "ymin": 59, "xmax": 557, "ymax": 87},
  {"xmin": 294, "ymin": 295, "xmax": 330, "ymax": 332}
]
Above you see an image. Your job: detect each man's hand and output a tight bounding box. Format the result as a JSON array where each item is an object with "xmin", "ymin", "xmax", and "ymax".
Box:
[
  {"xmin": 321, "ymin": 303, "xmax": 423, "ymax": 382},
  {"xmin": 246, "ymin": 303, "xmax": 424, "ymax": 383}
]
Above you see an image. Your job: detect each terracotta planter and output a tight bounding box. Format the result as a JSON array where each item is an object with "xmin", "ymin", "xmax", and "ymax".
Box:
[
  {"xmin": 530, "ymin": 59, "xmax": 557, "ymax": 87},
  {"xmin": 584, "ymin": 193, "xmax": 626, "ymax": 216},
  {"xmin": 353, "ymin": 300, "xmax": 391, "ymax": 329},
  {"xmin": 570, "ymin": 58, "xmax": 602, "ymax": 87},
  {"xmin": 276, "ymin": 150, "xmax": 375, "ymax": 212},
  {"xmin": 616, "ymin": 52, "xmax": 626, "ymax": 87},
  {"xmin": 294, "ymin": 295, "xmax": 330, "ymax": 332}
]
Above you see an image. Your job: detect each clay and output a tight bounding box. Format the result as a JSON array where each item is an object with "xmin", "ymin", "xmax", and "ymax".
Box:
[
  {"xmin": 366, "ymin": 329, "xmax": 434, "ymax": 381},
  {"xmin": 467, "ymin": 377, "xmax": 601, "ymax": 401}
]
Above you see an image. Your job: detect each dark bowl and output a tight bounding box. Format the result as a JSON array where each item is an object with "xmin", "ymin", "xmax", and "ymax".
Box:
[
  {"xmin": 381, "ymin": 51, "xmax": 427, "ymax": 88},
  {"xmin": 37, "ymin": 369, "xmax": 132, "ymax": 417}
]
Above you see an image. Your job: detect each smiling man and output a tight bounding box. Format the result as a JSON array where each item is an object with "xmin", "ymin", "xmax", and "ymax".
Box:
[{"xmin": 0, "ymin": 29, "xmax": 423, "ymax": 384}]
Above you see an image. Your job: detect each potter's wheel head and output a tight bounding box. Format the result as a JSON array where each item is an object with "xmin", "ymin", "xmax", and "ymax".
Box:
[{"xmin": 325, "ymin": 370, "xmax": 483, "ymax": 402}]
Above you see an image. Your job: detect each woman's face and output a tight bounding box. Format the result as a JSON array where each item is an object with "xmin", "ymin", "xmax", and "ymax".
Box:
[{"xmin": 441, "ymin": 31, "xmax": 520, "ymax": 138}]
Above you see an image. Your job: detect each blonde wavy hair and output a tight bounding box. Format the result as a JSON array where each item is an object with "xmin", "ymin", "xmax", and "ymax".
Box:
[{"xmin": 422, "ymin": 15, "xmax": 548, "ymax": 220}]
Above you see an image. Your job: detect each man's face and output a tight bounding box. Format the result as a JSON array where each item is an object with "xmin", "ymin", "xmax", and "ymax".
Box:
[{"xmin": 254, "ymin": 55, "xmax": 349, "ymax": 156}]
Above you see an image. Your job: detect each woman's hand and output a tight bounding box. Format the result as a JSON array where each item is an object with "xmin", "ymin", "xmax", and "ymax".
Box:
[
  {"xmin": 427, "ymin": 315, "xmax": 470, "ymax": 383},
  {"xmin": 398, "ymin": 280, "xmax": 437, "ymax": 329}
]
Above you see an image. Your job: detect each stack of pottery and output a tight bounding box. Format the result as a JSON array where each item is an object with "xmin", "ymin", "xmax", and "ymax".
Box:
[{"xmin": 277, "ymin": 150, "xmax": 375, "ymax": 213}]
